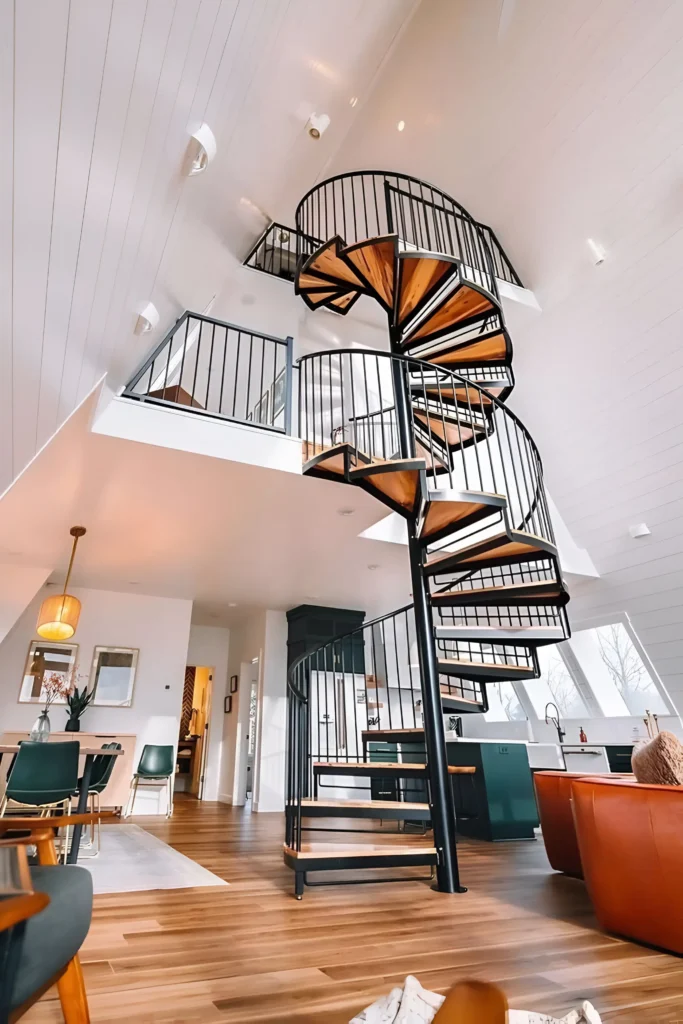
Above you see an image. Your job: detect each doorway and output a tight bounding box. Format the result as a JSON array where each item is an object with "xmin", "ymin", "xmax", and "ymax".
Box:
[
  {"xmin": 233, "ymin": 658, "xmax": 260, "ymax": 808},
  {"xmin": 177, "ymin": 665, "xmax": 213, "ymax": 799}
]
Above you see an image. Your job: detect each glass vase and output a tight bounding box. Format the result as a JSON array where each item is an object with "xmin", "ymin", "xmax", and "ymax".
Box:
[{"xmin": 30, "ymin": 709, "xmax": 51, "ymax": 743}]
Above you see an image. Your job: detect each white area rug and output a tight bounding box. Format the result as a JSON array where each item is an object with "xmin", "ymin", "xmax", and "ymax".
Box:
[{"xmin": 81, "ymin": 824, "xmax": 228, "ymax": 894}]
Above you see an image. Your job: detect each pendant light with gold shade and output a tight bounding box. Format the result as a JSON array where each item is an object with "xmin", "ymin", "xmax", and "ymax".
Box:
[{"xmin": 36, "ymin": 526, "xmax": 86, "ymax": 641}]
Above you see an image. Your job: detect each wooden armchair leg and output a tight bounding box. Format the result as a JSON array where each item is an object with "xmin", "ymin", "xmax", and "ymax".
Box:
[{"xmin": 57, "ymin": 955, "xmax": 90, "ymax": 1024}]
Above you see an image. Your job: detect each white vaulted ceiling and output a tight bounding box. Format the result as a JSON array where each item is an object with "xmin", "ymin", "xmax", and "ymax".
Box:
[
  {"xmin": 325, "ymin": 0, "xmax": 683, "ymax": 711},
  {"xmin": 0, "ymin": 0, "xmax": 417, "ymax": 495}
]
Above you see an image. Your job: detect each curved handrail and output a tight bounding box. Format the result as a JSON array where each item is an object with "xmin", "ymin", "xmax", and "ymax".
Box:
[
  {"xmin": 287, "ymin": 601, "xmax": 414, "ymax": 704},
  {"xmin": 297, "ymin": 346, "xmax": 554, "ymax": 554},
  {"xmin": 294, "ymin": 169, "xmax": 522, "ymax": 289},
  {"xmin": 297, "ymin": 347, "xmax": 545, "ymax": 471},
  {"xmin": 296, "ymin": 169, "xmax": 478, "ymax": 234}
]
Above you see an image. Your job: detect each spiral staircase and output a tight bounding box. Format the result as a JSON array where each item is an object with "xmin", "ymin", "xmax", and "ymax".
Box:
[{"xmin": 284, "ymin": 172, "xmax": 570, "ymax": 898}]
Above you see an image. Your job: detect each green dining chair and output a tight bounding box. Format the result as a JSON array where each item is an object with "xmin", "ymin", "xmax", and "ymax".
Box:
[
  {"xmin": 124, "ymin": 744, "xmax": 175, "ymax": 819},
  {"xmin": 78, "ymin": 742, "xmax": 121, "ymax": 855},
  {"xmin": 0, "ymin": 741, "xmax": 80, "ymax": 863}
]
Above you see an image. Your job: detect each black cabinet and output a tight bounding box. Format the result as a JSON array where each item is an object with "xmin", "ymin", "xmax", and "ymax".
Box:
[{"xmin": 286, "ymin": 604, "xmax": 366, "ymax": 673}]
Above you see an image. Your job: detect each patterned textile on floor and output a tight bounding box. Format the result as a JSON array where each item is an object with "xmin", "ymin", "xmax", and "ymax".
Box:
[{"xmin": 350, "ymin": 975, "xmax": 602, "ymax": 1024}]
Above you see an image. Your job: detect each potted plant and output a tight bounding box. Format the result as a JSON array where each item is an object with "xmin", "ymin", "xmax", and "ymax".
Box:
[
  {"xmin": 29, "ymin": 672, "xmax": 73, "ymax": 742},
  {"xmin": 65, "ymin": 680, "xmax": 94, "ymax": 733}
]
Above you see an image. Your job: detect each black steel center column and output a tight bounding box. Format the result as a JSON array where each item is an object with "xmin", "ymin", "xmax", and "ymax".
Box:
[{"xmin": 391, "ymin": 354, "xmax": 464, "ymax": 894}]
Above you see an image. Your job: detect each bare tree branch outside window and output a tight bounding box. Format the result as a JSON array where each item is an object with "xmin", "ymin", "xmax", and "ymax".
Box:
[{"xmin": 595, "ymin": 623, "xmax": 666, "ymax": 715}]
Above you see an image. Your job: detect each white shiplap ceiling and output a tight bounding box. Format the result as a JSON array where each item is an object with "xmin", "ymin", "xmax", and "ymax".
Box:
[
  {"xmin": 0, "ymin": 0, "xmax": 418, "ymax": 495},
  {"xmin": 327, "ymin": 0, "xmax": 683, "ymax": 710}
]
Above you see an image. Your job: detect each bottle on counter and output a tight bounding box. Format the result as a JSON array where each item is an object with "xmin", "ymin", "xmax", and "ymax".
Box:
[{"xmin": 579, "ymin": 726, "xmax": 588, "ymax": 743}]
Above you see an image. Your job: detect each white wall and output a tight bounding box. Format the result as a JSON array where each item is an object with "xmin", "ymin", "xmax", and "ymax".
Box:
[
  {"xmin": 330, "ymin": 0, "xmax": 683, "ymax": 717},
  {"xmin": 185, "ymin": 624, "xmax": 231, "ymax": 802},
  {"xmin": 252, "ymin": 610, "xmax": 288, "ymax": 813},
  {"xmin": 218, "ymin": 607, "xmax": 288, "ymax": 812},
  {"xmin": 0, "ymin": 565, "xmax": 52, "ymax": 644},
  {"xmin": 220, "ymin": 610, "xmax": 266, "ymax": 804},
  {"xmin": 0, "ymin": 585, "xmax": 192, "ymax": 814}
]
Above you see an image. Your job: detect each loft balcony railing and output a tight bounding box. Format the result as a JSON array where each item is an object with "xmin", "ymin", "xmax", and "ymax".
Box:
[
  {"xmin": 295, "ymin": 170, "xmax": 523, "ymax": 294},
  {"xmin": 243, "ymin": 222, "xmax": 321, "ymax": 282},
  {"xmin": 123, "ymin": 311, "xmax": 294, "ymax": 434}
]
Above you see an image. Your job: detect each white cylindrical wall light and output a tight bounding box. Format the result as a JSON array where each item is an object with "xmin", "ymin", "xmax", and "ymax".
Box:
[
  {"xmin": 135, "ymin": 302, "xmax": 160, "ymax": 335},
  {"xmin": 186, "ymin": 123, "xmax": 217, "ymax": 175},
  {"xmin": 306, "ymin": 113, "xmax": 330, "ymax": 139}
]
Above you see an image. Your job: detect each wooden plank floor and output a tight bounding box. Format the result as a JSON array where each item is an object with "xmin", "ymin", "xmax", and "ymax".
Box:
[{"xmin": 25, "ymin": 797, "xmax": 683, "ymax": 1023}]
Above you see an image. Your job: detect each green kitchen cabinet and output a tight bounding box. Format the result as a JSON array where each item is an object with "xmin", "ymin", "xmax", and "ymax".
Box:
[{"xmin": 448, "ymin": 740, "xmax": 539, "ymax": 841}]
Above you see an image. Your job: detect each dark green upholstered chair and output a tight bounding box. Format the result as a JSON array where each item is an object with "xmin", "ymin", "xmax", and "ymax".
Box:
[
  {"xmin": 0, "ymin": 825, "xmax": 94, "ymax": 1022},
  {"xmin": 0, "ymin": 743, "xmax": 80, "ymax": 863},
  {"xmin": 78, "ymin": 743, "xmax": 121, "ymax": 855},
  {"xmin": 124, "ymin": 744, "xmax": 175, "ymax": 819}
]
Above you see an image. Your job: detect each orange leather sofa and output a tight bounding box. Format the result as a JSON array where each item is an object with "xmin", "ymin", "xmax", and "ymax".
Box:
[
  {"xmin": 572, "ymin": 776, "xmax": 683, "ymax": 954},
  {"xmin": 533, "ymin": 771, "xmax": 589, "ymax": 878}
]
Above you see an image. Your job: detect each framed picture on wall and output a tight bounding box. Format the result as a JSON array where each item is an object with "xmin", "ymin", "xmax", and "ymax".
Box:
[
  {"xmin": 224, "ymin": 695, "xmax": 233, "ymax": 713},
  {"xmin": 18, "ymin": 641, "xmax": 79, "ymax": 703},
  {"xmin": 230, "ymin": 675, "xmax": 238, "ymax": 694},
  {"xmin": 90, "ymin": 647, "xmax": 139, "ymax": 707}
]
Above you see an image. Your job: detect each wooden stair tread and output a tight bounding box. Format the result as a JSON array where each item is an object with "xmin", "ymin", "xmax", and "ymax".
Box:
[
  {"xmin": 409, "ymin": 333, "xmax": 509, "ymax": 366},
  {"xmin": 361, "ymin": 728, "xmax": 425, "ymax": 738},
  {"xmin": 313, "ymin": 760, "xmax": 475, "ymax": 774},
  {"xmin": 300, "ymin": 799, "xmax": 429, "ymax": 812},
  {"xmin": 439, "ymin": 689, "xmax": 486, "ymax": 705},
  {"xmin": 396, "ymin": 252, "xmax": 458, "ymax": 326},
  {"xmin": 284, "ymin": 842, "xmax": 437, "ymax": 860},
  {"xmin": 425, "ymin": 531, "xmax": 549, "ymax": 573},
  {"xmin": 438, "ymin": 658, "xmax": 533, "ymax": 674},
  {"xmin": 435, "ymin": 580, "xmax": 563, "ymax": 599},
  {"xmin": 342, "ymin": 236, "xmax": 397, "ymax": 308},
  {"xmin": 403, "ymin": 282, "xmax": 496, "ymax": 346}
]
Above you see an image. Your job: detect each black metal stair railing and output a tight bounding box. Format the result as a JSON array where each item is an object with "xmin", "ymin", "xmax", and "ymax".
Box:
[
  {"xmin": 285, "ymin": 603, "xmax": 486, "ymax": 852},
  {"xmin": 295, "ymin": 170, "xmax": 523, "ymax": 293},
  {"xmin": 298, "ymin": 347, "xmax": 555, "ymax": 547},
  {"xmin": 123, "ymin": 311, "xmax": 294, "ymax": 434},
  {"xmin": 243, "ymin": 222, "xmax": 321, "ymax": 282}
]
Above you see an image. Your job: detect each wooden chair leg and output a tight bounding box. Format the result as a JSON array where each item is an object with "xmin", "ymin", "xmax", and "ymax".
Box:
[
  {"xmin": 62, "ymin": 798, "xmax": 72, "ymax": 864},
  {"xmin": 56, "ymin": 955, "xmax": 90, "ymax": 1024},
  {"xmin": 35, "ymin": 833, "xmax": 59, "ymax": 866},
  {"xmin": 124, "ymin": 776, "xmax": 139, "ymax": 818},
  {"xmin": 0, "ymin": 796, "xmax": 7, "ymax": 816}
]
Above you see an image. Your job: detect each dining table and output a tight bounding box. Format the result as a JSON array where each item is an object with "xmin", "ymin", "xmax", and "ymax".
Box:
[{"xmin": 0, "ymin": 742, "xmax": 124, "ymax": 863}]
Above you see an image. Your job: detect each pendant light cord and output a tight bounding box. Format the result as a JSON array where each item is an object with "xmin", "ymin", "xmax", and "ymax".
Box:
[{"xmin": 62, "ymin": 527, "xmax": 86, "ymax": 596}]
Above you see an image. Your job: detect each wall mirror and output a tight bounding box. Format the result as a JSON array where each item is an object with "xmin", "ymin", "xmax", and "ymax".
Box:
[
  {"xmin": 90, "ymin": 647, "xmax": 139, "ymax": 707},
  {"xmin": 19, "ymin": 641, "xmax": 78, "ymax": 703}
]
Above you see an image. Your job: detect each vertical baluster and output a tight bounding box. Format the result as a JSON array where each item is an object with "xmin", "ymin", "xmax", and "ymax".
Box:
[
  {"xmin": 340, "ymin": 178, "xmax": 347, "ymax": 241},
  {"xmin": 219, "ymin": 326, "xmax": 229, "ymax": 416},
  {"xmin": 351, "ymin": 176, "xmax": 358, "ymax": 243},
  {"xmin": 392, "ymin": 616, "xmax": 405, "ymax": 731},
  {"xmin": 176, "ymin": 316, "xmax": 191, "ymax": 398},
  {"xmin": 205, "ymin": 322, "xmax": 216, "ymax": 412},
  {"xmin": 162, "ymin": 321, "xmax": 177, "ymax": 397},
  {"xmin": 190, "ymin": 320, "xmax": 202, "ymax": 406}
]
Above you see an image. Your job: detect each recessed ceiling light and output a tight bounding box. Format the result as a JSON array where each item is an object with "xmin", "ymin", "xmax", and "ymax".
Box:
[
  {"xmin": 367, "ymin": 564, "xmax": 380, "ymax": 571},
  {"xmin": 337, "ymin": 507, "xmax": 355, "ymax": 516},
  {"xmin": 228, "ymin": 602, "xmax": 237, "ymax": 608},
  {"xmin": 349, "ymin": 96, "xmax": 358, "ymax": 108},
  {"xmin": 397, "ymin": 120, "xmax": 405, "ymax": 132},
  {"xmin": 128, "ymin": 581, "xmax": 139, "ymax": 586}
]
